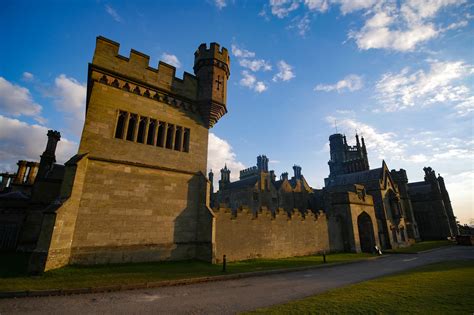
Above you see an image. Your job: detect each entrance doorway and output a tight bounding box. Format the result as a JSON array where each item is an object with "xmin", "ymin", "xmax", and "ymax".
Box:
[{"xmin": 358, "ymin": 212, "xmax": 375, "ymax": 253}]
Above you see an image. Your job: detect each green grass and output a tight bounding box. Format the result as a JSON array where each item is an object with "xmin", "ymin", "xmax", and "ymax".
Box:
[
  {"xmin": 385, "ymin": 240, "xmax": 454, "ymax": 254},
  {"xmin": 248, "ymin": 260, "xmax": 474, "ymax": 314},
  {"xmin": 0, "ymin": 252, "xmax": 373, "ymax": 291}
]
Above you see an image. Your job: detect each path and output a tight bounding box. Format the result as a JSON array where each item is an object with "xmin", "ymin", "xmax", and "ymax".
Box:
[{"xmin": 1, "ymin": 246, "xmax": 472, "ymax": 314}]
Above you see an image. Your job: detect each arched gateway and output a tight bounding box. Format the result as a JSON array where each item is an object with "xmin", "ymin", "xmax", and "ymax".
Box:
[{"xmin": 357, "ymin": 212, "xmax": 376, "ymax": 253}]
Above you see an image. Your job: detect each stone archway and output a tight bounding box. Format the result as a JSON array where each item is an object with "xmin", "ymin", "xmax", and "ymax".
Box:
[{"xmin": 357, "ymin": 212, "xmax": 376, "ymax": 253}]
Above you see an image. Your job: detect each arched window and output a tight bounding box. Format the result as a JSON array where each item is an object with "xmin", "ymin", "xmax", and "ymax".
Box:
[
  {"xmin": 147, "ymin": 119, "xmax": 157, "ymax": 145},
  {"xmin": 126, "ymin": 114, "xmax": 137, "ymax": 141},
  {"xmin": 137, "ymin": 116, "xmax": 147, "ymax": 143},
  {"xmin": 183, "ymin": 128, "xmax": 190, "ymax": 152},
  {"xmin": 166, "ymin": 124, "xmax": 174, "ymax": 149},
  {"xmin": 115, "ymin": 111, "xmax": 127, "ymax": 139},
  {"xmin": 174, "ymin": 126, "xmax": 182, "ymax": 151},
  {"xmin": 157, "ymin": 121, "xmax": 166, "ymax": 147}
]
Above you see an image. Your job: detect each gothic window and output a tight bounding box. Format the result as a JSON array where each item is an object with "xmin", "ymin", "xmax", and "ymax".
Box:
[
  {"xmin": 183, "ymin": 128, "xmax": 190, "ymax": 152},
  {"xmin": 115, "ymin": 111, "xmax": 127, "ymax": 139},
  {"xmin": 174, "ymin": 126, "xmax": 182, "ymax": 151},
  {"xmin": 166, "ymin": 124, "xmax": 174, "ymax": 149},
  {"xmin": 113, "ymin": 110, "xmax": 190, "ymax": 153},
  {"xmin": 147, "ymin": 119, "xmax": 157, "ymax": 145},
  {"xmin": 157, "ymin": 121, "xmax": 166, "ymax": 147},
  {"xmin": 137, "ymin": 116, "xmax": 147, "ymax": 144},
  {"xmin": 392, "ymin": 229, "xmax": 398, "ymax": 243},
  {"xmin": 126, "ymin": 114, "xmax": 137, "ymax": 141}
]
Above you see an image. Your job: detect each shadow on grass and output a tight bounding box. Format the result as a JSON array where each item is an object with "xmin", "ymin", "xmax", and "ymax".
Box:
[{"xmin": 0, "ymin": 252, "xmax": 375, "ymax": 291}]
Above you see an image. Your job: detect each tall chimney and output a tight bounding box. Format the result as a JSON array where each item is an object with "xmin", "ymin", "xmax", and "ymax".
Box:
[{"xmin": 37, "ymin": 130, "xmax": 61, "ymax": 179}]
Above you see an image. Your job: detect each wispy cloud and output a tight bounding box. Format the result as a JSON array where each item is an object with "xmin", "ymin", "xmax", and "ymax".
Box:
[
  {"xmin": 375, "ymin": 60, "xmax": 474, "ymax": 113},
  {"xmin": 287, "ymin": 13, "xmax": 312, "ymax": 36},
  {"xmin": 272, "ymin": 60, "xmax": 295, "ymax": 82},
  {"xmin": 315, "ymin": 74, "xmax": 363, "ymax": 93},
  {"xmin": 105, "ymin": 4, "xmax": 122, "ymax": 23},
  {"xmin": 161, "ymin": 53, "xmax": 182, "ymax": 68},
  {"xmin": 240, "ymin": 71, "xmax": 268, "ymax": 93},
  {"xmin": 214, "ymin": 0, "xmax": 227, "ymax": 10},
  {"xmin": 22, "ymin": 72, "xmax": 34, "ymax": 81},
  {"xmin": 266, "ymin": 0, "xmax": 469, "ymax": 52}
]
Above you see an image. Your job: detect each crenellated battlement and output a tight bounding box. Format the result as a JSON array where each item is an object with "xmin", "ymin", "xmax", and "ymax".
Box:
[
  {"xmin": 239, "ymin": 166, "xmax": 258, "ymax": 179},
  {"xmin": 91, "ymin": 36, "xmax": 198, "ymax": 100},
  {"xmin": 193, "ymin": 43, "xmax": 230, "ymax": 76},
  {"xmin": 213, "ymin": 205, "xmax": 325, "ymax": 221}
]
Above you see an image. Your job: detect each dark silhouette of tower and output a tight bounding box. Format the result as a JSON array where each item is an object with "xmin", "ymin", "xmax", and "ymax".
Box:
[{"xmin": 328, "ymin": 133, "xmax": 369, "ymax": 178}]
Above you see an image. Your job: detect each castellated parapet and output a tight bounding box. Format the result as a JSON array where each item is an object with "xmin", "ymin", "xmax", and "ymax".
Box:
[
  {"xmin": 91, "ymin": 36, "xmax": 198, "ymax": 101},
  {"xmin": 212, "ymin": 205, "xmax": 330, "ymax": 263}
]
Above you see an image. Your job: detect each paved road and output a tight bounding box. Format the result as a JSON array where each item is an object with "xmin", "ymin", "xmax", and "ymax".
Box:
[{"xmin": 1, "ymin": 246, "xmax": 473, "ymax": 314}]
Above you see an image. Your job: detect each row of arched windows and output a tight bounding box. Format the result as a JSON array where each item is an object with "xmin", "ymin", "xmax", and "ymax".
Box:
[{"xmin": 114, "ymin": 110, "xmax": 190, "ymax": 152}]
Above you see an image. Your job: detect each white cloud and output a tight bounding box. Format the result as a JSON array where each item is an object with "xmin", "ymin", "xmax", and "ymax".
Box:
[
  {"xmin": 240, "ymin": 71, "xmax": 268, "ymax": 93},
  {"xmin": 376, "ymin": 60, "xmax": 474, "ymax": 112},
  {"xmin": 214, "ymin": 0, "xmax": 227, "ymax": 9},
  {"xmin": 288, "ymin": 13, "xmax": 312, "ymax": 36},
  {"xmin": 231, "ymin": 44, "xmax": 256, "ymax": 58},
  {"xmin": 0, "ymin": 77, "xmax": 42, "ymax": 118},
  {"xmin": 207, "ymin": 133, "xmax": 245, "ymax": 185},
  {"xmin": 269, "ymin": 0, "xmax": 300, "ymax": 18},
  {"xmin": 161, "ymin": 53, "xmax": 182, "ymax": 68},
  {"xmin": 315, "ymin": 74, "xmax": 363, "ymax": 92},
  {"xmin": 0, "ymin": 115, "xmax": 78, "ymax": 172},
  {"xmin": 272, "ymin": 60, "xmax": 295, "ymax": 82},
  {"xmin": 105, "ymin": 4, "xmax": 122, "ymax": 22},
  {"xmin": 50, "ymin": 74, "xmax": 86, "ymax": 136},
  {"xmin": 22, "ymin": 72, "xmax": 34, "ymax": 81},
  {"xmin": 304, "ymin": 0, "xmax": 329, "ymax": 12},
  {"xmin": 254, "ymin": 81, "xmax": 268, "ymax": 93},
  {"xmin": 265, "ymin": 0, "xmax": 468, "ymax": 52},
  {"xmin": 239, "ymin": 58, "xmax": 272, "ymax": 72},
  {"xmin": 332, "ymin": 0, "xmax": 378, "ymax": 14},
  {"xmin": 349, "ymin": 0, "xmax": 466, "ymax": 51}
]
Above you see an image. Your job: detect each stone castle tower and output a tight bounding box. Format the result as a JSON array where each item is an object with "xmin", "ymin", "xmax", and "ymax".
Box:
[
  {"xmin": 327, "ymin": 133, "xmax": 369, "ymax": 178},
  {"xmin": 31, "ymin": 36, "xmax": 230, "ymax": 272}
]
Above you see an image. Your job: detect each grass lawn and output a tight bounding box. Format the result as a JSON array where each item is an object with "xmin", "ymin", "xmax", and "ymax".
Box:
[
  {"xmin": 248, "ymin": 260, "xmax": 474, "ymax": 314},
  {"xmin": 385, "ymin": 240, "xmax": 454, "ymax": 254},
  {"xmin": 0, "ymin": 252, "xmax": 373, "ymax": 292}
]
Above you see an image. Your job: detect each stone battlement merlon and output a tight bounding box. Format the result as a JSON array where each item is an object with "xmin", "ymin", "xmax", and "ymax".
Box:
[{"xmin": 91, "ymin": 36, "xmax": 198, "ymax": 100}]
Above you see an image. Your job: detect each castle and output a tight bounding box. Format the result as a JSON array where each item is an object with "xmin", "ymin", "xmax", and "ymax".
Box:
[{"xmin": 0, "ymin": 37, "xmax": 458, "ymax": 273}]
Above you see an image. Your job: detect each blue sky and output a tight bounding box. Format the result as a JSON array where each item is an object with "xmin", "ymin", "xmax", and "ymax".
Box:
[{"xmin": 0, "ymin": 0, "xmax": 473, "ymax": 224}]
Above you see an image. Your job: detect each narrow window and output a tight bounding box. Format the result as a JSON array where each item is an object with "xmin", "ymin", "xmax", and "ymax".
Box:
[
  {"xmin": 126, "ymin": 113, "xmax": 137, "ymax": 141},
  {"xmin": 157, "ymin": 121, "xmax": 165, "ymax": 147},
  {"xmin": 174, "ymin": 126, "xmax": 182, "ymax": 151},
  {"xmin": 23, "ymin": 167, "xmax": 30, "ymax": 184},
  {"xmin": 147, "ymin": 119, "xmax": 157, "ymax": 145},
  {"xmin": 166, "ymin": 124, "xmax": 174, "ymax": 149},
  {"xmin": 183, "ymin": 128, "xmax": 190, "ymax": 152},
  {"xmin": 115, "ymin": 111, "xmax": 127, "ymax": 139},
  {"xmin": 137, "ymin": 116, "xmax": 147, "ymax": 143}
]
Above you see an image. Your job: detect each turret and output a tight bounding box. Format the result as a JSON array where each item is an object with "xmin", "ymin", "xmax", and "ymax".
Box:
[
  {"xmin": 293, "ymin": 165, "xmax": 302, "ymax": 179},
  {"xmin": 356, "ymin": 133, "xmax": 361, "ymax": 148},
  {"xmin": 37, "ymin": 130, "xmax": 61, "ymax": 179},
  {"xmin": 194, "ymin": 43, "xmax": 230, "ymax": 128},
  {"xmin": 208, "ymin": 169, "xmax": 214, "ymax": 194},
  {"xmin": 219, "ymin": 165, "xmax": 231, "ymax": 190},
  {"xmin": 257, "ymin": 155, "xmax": 269, "ymax": 173}
]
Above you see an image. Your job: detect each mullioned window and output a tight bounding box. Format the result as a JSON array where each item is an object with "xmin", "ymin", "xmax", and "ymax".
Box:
[{"xmin": 114, "ymin": 110, "xmax": 190, "ymax": 153}]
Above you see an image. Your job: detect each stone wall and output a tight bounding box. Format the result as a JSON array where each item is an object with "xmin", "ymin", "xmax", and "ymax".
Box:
[{"xmin": 213, "ymin": 206, "xmax": 330, "ymax": 263}]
